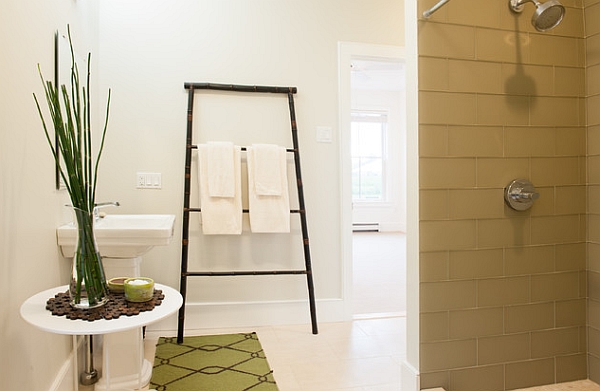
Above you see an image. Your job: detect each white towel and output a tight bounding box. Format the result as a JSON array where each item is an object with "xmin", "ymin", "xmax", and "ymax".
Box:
[
  {"xmin": 206, "ymin": 142, "xmax": 235, "ymax": 197},
  {"xmin": 247, "ymin": 144, "xmax": 290, "ymax": 233},
  {"xmin": 197, "ymin": 144, "xmax": 242, "ymax": 235},
  {"xmin": 251, "ymin": 144, "xmax": 283, "ymax": 196}
]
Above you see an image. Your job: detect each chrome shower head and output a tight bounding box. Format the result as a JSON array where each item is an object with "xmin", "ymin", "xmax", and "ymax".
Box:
[{"xmin": 509, "ymin": 0, "xmax": 565, "ymax": 32}]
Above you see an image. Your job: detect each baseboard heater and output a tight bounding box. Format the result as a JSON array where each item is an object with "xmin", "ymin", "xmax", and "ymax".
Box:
[{"xmin": 352, "ymin": 222, "xmax": 380, "ymax": 232}]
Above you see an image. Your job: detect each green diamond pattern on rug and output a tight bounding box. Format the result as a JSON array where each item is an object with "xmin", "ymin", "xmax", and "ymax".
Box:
[{"xmin": 150, "ymin": 333, "xmax": 279, "ymax": 391}]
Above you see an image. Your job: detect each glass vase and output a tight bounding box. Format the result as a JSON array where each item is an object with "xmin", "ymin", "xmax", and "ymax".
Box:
[{"xmin": 69, "ymin": 207, "xmax": 109, "ymax": 309}]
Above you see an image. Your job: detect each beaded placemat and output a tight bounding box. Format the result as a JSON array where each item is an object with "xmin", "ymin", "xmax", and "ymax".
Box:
[{"xmin": 45, "ymin": 289, "xmax": 164, "ymax": 321}]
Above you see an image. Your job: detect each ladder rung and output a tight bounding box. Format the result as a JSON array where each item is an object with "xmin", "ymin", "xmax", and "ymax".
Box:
[
  {"xmin": 186, "ymin": 208, "xmax": 303, "ymax": 214},
  {"xmin": 185, "ymin": 270, "xmax": 308, "ymax": 277},
  {"xmin": 190, "ymin": 145, "xmax": 296, "ymax": 153}
]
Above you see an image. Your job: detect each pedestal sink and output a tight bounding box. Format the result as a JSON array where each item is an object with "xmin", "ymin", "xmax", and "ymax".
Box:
[
  {"xmin": 57, "ymin": 214, "xmax": 176, "ymax": 258},
  {"xmin": 56, "ymin": 214, "xmax": 176, "ymax": 391}
]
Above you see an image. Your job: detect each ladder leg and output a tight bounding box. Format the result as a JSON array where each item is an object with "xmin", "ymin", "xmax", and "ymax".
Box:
[{"xmin": 288, "ymin": 92, "xmax": 318, "ymax": 334}]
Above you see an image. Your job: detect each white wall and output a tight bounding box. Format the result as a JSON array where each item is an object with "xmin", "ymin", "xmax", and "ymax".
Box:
[
  {"xmin": 96, "ymin": 0, "xmax": 404, "ymax": 329},
  {"xmin": 0, "ymin": 2, "xmax": 99, "ymax": 391}
]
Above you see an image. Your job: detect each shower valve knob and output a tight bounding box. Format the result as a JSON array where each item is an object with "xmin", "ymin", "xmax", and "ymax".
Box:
[{"xmin": 504, "ymin": 179, "xmax": 539, "ymax": 211}]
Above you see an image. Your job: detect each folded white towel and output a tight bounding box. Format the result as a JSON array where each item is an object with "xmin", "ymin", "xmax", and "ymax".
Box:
[
  {"xmin": 206, "ymin": 141, "xmax": 235, "ymax": 197},
  {"xmin": 251, "ymin": 144, "xmax": 283, "ymax": 196},
  {"xmin": 197, "ymin": 144, "xmax": 242, "ymax": 235},
  {"xmin": 247, "ymin": 144, "xmax": 290, "ymax": 233}
]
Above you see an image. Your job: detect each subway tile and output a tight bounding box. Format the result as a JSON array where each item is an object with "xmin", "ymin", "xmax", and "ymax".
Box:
[
  {"xmin": 419, "ymin": 23, "xmax": 476, "ymax": 59},
  {"xmin": 529, "ymin": 35, "xmax": 582, "ymax": 67},
  {"xmin": 531, "ymin": 271, "xmax": 581, "ymax": 302},
  {"xmin": 553, "ymin": 7, "xmax": 585, "ymax": 37},
  {"xmin": 504, "ymin": 126, "xmax": 555, "ymax": 157},
  {"xmin": 555, "ymin": 185, "xmax": 586, "ymax": 215},
  {"xmin": 420, "ymin": 311, "xmax": 449, "ymax": 342},
  {"xmin": 590, "ymin": 215, "xmax": 600, "ymax": 243},
  {"xmin": 555, "ymin": 66, "xmax": 585, "ymax": 97},
  {"xmin": 476, "ymin": 29, "xmax": 526, "ymax": 63},
  {"xmin": 555, "ymin": 242, "xmax": 586, "ymax": 271},
  {"xmin": 556, "ymin": 354, "xmax": 588, "ymax": 383},
  {"xmin": 449, "ymin": 307, "xmax": 503, "ymax": 339},
  {"xmin": 531, "ymin": 215, "xmax": 582, "ymax": 244},
  {"xmin": 590, "ymin": 125, "xmax": 600, "ymax": 156},
  {"xmin": 587, "ymin": 33, "xmax": 600, "ymax": 67},
  {"xmin": 420, "ymin": 280, "xmax": 476, "ymax": 311},
  {"xmin": 449, "ymin": 248, "xmax": 504, "ymax": 279},
  {"xmin": 420, "ymin": 251, "xmax": 449, "ymax": 282},
  {"xmin": 421, "ymin": 339, "xmax": 477, "ymax": 371},
  {"xmin": 501, "ymin": 63, "xmax": 554, "ymax": 97},
  {"xmin": 504, "ymin": 245, "xmax": 554, "ymax": 276},
  {"xmin": 448, "ymin": 60, "xmax": 502, "ymax": 94},
  {"xmin": 588, "ymin": 64, "xmax": 600, "ymax": 96},
  {"xmin": 476, "ymin": 158, "xmax": 530, "ymax": 188},
  {"xmin": 590, "ymin": 243, "xmax": 600, "ymax": 272},
  {"xmin": 589, "ymin": 326, "xmax": 600, "ymax": 357},
  {"xmin": 419, "ymin": 57, "xmax": 449, "ymax": 91},
  {"xmin": 477, "ymin": 217, "xmax": 531, "ymax": 248},
  {"xmin": 420, "ymin": 189, "xmax": 449, "ymax": 220},
  {"xmin": 590, "ymin": 186, "xmax": 600, "ymax": 215},
  {"xmin": 420, "ymin": 125, "xmax": 448, "ymax": 157},
  {"xmin": 556, "ymin": 299, "xmax": 586, "ymax": 327},
  {"xmin": 586, "ymin": 2, "xmax": 600, "ymax": 35},
  {"xmin": 419, "ymin": 91, "xmax": 477, "ymax": 125},
  {"xmin": 477, "ymin": 276, "xmax": 530, "ymax": 307},
  {"xmin": 420, "ymin": 220, "xmax": 477, "ymax": 251},
  {"xmin": 591, "ymin": 299, "xmax": 600, "ymax": 331},
  {"xmin": 590, "ymin": 270, "xmax": 600, "ymax": 300},
  {"xmin": 590, "ymin": 95, "xmax": 600, "ymax": 126},
  {"xmin": 530, "ymin": 96, "xmax": 582, "ymax": 127},
  {"xmin": 556, "ymin": 127, "xmax": 585, "ymax": 156},
  {"xmin": 449, "ymin": 364, "xmax": 504, "ymax": 391},
  {"xmin": 420, "ymin": 158, "xmax": 476, "ymax": 188},
  {"xmin": 505, "ymin": 302, "xmax": 554, "ymax": 334},
  {"xmin": 445, "ymin": 0, "xmax": 502, "ymax": 29},
  {"xmin": 420, "ymin": 371, "xmax": 450, "ymax": 391},
  {"xmin": 530, "ymin": 187, "xmax": 555, "ymax": 216},
  {"xmin": 447, "ymin": 126, "xmax": 503, "ymax": 157},
  {"xmin": 478, "ymin": 333, "xmax": 530, "ymax": 365},
  {"xmin": 505, "ymin": 358, "xmax": 555, "ymax": 390},
  {"xmin": 531, "ymin": 157, "xmax": 582, "ymax": 186},
  {"xmin": 476, "ymin": 94, "xmax": 530, "ymax": 126},
  {"xmin": 589, "ymin": 156, "xmax": 600, "ymax": 184},
  {"xmin": 531, "ymin": 327, "xmax": 581, "ymax": 358},
  {"xmin": 448, "ymin": 189, "xmax": 505, "ymax": 219}
]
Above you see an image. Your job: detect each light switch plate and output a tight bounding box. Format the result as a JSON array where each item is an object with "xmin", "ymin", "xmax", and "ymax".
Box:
[{"xmin": 316, "ymin": 126, "xmax": 333, "ymax": 143}]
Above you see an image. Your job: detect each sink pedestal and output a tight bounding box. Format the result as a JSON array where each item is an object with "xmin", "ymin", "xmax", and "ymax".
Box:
[{"xmin": 94, "ymin": 260, "xmax": 152, "ymax": 391}]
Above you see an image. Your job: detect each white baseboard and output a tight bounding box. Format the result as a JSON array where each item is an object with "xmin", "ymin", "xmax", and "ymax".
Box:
[
  {"xmin": 401, "ymin": 360, "xmax": 420, "ymax": 391},
  {"xmin": 147, "ymin": 298, "xmax": 349, "ymax": 334}
]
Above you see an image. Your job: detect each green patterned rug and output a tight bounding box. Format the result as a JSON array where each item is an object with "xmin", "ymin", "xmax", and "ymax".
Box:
[{"xmin": 149, "ymin": 333, "xmax": 279, "ymax": 391}]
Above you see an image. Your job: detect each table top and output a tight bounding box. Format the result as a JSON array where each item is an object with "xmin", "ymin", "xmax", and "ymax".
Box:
[{"xmin": 20, "ymin": 284, "xmax": 182, "ymax": 335}]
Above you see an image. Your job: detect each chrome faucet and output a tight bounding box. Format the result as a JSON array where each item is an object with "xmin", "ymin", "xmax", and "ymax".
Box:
[{"xmin": 94, "ymin": 201, "xmax": 120, "ymax": 219}]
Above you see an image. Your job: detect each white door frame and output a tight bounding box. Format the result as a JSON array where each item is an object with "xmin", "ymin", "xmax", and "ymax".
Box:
[{"xmin": 338, "ymin": 42, "xmax": 406, "ymax": 319}]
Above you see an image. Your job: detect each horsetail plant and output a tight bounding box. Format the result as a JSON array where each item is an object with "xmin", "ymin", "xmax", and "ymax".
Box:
[{"xmin": 33, "ymin": 26, "xmax": 112, "ymax": 308}]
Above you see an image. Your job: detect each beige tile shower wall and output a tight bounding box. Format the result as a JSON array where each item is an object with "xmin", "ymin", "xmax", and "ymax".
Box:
[
  {"xmin": 587, "ymin": 0, "xmax": 600, "ymax": 384},
  {"xmin": 417, "ymin": 0, "xmax": 587, "ymax": 390}
]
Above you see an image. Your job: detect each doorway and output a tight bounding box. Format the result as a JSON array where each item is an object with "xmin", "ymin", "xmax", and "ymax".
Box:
[{"xmin": 338, "ymin": 42, "xmax": 407, "ymax": 319}]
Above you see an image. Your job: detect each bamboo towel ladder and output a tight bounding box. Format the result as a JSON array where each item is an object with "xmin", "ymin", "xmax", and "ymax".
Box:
[{"xmin": 176, "ymin": 82, "xmax": 318, "ymax": 343}]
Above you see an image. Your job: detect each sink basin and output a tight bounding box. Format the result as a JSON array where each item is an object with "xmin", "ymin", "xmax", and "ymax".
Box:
[{"xmin": 57, "ymin": 214, "xmax": 176, "ymax": 258}]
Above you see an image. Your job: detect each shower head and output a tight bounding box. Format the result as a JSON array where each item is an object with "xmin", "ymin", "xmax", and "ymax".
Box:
[{"xmin": 509, "ymin": 0, "xmax": 565, "ymax": 32}]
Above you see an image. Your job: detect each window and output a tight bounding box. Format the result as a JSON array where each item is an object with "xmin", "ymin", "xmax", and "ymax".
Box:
[{"xmin": 351, "ymin": 111, "xmax": 388, "ymax": 202}]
